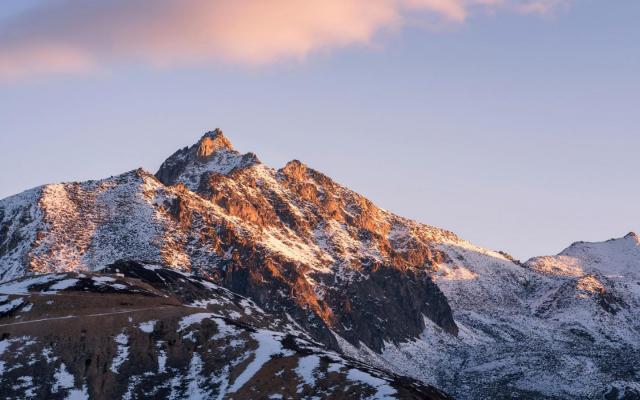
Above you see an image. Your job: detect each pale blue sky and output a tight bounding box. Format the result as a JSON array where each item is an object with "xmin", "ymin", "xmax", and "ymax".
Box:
[{"xmin": 0, "ymin": 0, "xmax": 638, "ymax": 260}]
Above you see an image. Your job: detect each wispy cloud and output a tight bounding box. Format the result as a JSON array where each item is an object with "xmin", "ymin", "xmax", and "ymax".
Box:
[
  {"xmin": 0, "ymin": 0, "xmax": 569, "ymax": 80},
  {"xmin": 513, "ymin": 0, "xmax": 570, "ymax": 15}
]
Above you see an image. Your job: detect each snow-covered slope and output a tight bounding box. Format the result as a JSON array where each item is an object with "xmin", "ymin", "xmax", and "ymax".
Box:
[
  {"xmin": 373, "ymin": 234, "xmax": 640, "ymax": 399},
  {"xmin": 529, "ymin": 232, "xmax": 640, "ymax": 278}
]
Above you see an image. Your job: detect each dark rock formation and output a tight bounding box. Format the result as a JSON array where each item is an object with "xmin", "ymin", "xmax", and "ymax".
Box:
[{"xmin": 0, "ymin": 262, "xmax": 453, "ymax": 400}]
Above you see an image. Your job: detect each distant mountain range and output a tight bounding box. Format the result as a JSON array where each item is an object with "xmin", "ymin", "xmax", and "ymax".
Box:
[{"xmin": 0, "ymin": 129, "xmax": 638, "ymax": 399}]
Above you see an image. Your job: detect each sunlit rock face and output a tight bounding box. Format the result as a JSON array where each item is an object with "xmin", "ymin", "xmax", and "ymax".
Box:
[
  {"xmin": 1, "ymin": 129, "xmax": 639, "ymax": 399},
  {"xmin": 196, "ymin": 128, "xmax": 233, "ymax": 159},
  {"xmin": 155, "ymin": 129, "xmax": 259, "ymax": 190}
]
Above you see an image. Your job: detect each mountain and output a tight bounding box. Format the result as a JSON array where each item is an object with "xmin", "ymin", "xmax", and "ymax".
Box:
[
  {"xmin": 0, "ymin": 129, "xmax": 458, "ymax": 353},
  {"xmin": 0, "ymin": 129, "xmax": 638, "ymax": 399}
]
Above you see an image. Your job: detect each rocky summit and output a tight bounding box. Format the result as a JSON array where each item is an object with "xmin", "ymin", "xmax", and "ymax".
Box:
[{"xmin": 0, "ymin": 129, "xmax": 638, "ymax": 399}]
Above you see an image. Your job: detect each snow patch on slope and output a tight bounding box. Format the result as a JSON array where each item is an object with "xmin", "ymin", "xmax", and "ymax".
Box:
[
  {"xmin": 110, "ymin": 332, "xmax": 129, "ymax": 373},
  {"xmin": 227, "ymin": 329, "xmax": 293, "ymax": 393}
]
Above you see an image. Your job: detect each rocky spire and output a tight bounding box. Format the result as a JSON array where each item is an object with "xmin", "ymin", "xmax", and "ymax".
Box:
[
  {"xmin": 155, "ymin": 128, "xmax": 258, "ymax": 189},
  {"xmin": 197, "ymin": 128, "xmax": 233, "ymax": 160},
  {"xmin": 281, "ymin": 159, "xmax": 308, "ymax": 181}
]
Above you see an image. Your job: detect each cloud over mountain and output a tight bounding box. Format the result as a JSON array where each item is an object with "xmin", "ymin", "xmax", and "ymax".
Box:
[{"xmin": 0, "ymin": 0, "xmax": 569, "ymax": 80}]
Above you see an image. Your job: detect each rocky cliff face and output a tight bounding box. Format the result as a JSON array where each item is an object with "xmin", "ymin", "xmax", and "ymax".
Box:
[{"xmin": 1, "ymin": 129, "xmax": 639, "ymax": 399}]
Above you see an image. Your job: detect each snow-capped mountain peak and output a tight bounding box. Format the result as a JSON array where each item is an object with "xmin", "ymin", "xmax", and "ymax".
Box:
[
  {"xmin": 527, "ymin": 232, "xmax": 640, "ymax": 278},
  {"xmin": 155, "ymin": 129, "xmax": 260, "ymax": 190},
  {"xmin": 624, "ymin": 230, "xmax": 639, "ymax": 242},
  {"xmin": 0, "ymin": 129, "xmax": 461, "ymax": 353}
]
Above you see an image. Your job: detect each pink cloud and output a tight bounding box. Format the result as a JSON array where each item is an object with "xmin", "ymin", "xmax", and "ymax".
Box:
[
  {"xmin": 0, "ymin": 45, "xmax": 94, "ymax": 81},
  {"xmin": 403, "ymin": 0, "xmax": 469, "ymax": 22},
  {"xmin": 0, "ymin": 0, "xmax": 570, "ymax": 80},
  {"xmin": 514, "ymin": 0, "xmax": 571, "ymax": 15}
]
